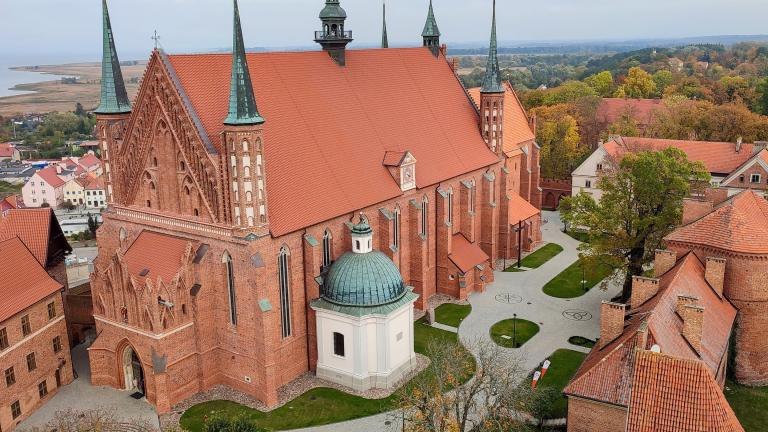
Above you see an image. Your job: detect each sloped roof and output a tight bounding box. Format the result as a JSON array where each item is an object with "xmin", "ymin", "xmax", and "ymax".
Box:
[
  {"xmin": 0, "ymin": 237, "xmax": 63, "ymax": 322},
  {"xmin": 167, "ymin": 48, "xmax": 499, "ymax": 236},
  {"xmin": 123, "ymin": 231, "xmax": 193, "ymax": 284},
  {"xmin": 627, "ymin": 351, "xmax": 744, "ymax": 432},
  {"xmin": 0, "ymin": 195, "xmax": 23, "ymax": 212},
  {"xmin": 565, "ymin": 253, "xmax": 737, "ymax": 407},
  {"xmin": 0, "ymin": 208, "xmax": 71, "ymax": 267},
  {"xmin": 509, "ymin": 193, "xmax": 540, "ymax": 225},
  {"xmin": 35, "ymin": 166, "xmax": 66, "ymax": 188},
  {"xmin": 78, "ymin": 153, "xmax": 101, "ymax": 169},
  {"xmin": 597, "ymin": 98, "xmax": 665, "ymax": 127},
  {"xmin": 84, "ymin": 176, "xmax": 105, "ymax": 191},
  {"xmin": 665, "ymin": 190, "xmax": 768, "ymax": 254},
  {"xmin": 605, "ymin": 137, "xmax": 755, "ymax": 175},
  {"xmin": 449, "ymin": 233, "xmax": 489, "ymax": 274},
  {"xmin": 0, "ymin": 143, "xmax": 17, "ymax": 158},
  {"xmin": 468, "ymin": 82, "xmax": 536, "ymax": 155}
]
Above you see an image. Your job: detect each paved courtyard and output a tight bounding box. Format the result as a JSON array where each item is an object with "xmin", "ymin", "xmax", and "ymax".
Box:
[{"xmin": 18, "ymin": 344, "xmax": 159, "ymax": 431}]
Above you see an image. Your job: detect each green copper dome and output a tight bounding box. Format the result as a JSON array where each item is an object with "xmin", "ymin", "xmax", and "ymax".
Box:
[
  {"xmin": 323, "ymin": 251, "xmax": 407, "ymax": 307},
  {"xmin": 320, "ymin": 0, "xmax": 347, "ymax": 19}
]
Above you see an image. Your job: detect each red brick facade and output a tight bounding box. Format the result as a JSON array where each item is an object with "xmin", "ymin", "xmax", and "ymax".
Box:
[
  {"xmin": 88, "ymin": 49, "xmax": 542, "ymax": 413},
  {"xmin": 0, "ymin": 293, "xmax": 74, "ymax": 432}
]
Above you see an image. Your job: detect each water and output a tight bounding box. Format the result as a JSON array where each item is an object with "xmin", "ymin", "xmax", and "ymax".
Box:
[{"xmin": 0, "ymin": 54, "xmax": 96, "ymax": 98}]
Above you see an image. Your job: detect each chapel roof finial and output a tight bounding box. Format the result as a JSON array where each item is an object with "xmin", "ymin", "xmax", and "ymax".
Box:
[
  {"xmin": 481, "ymin": 0, "xmax": 503, "ymax": 93},
  {"xmin": 382, "ymin": 2, "xmax": 389, "ymax": 49},
  {"xmin": 224, "ymin": 0, "xmax": 264, "ymax": 126},
  {"xmin": 95, "ymin": 0, "xmax": 131, "ymax": 115}
]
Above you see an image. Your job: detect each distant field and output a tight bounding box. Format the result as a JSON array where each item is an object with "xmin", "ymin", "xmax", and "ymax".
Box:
[{"xmin": 0, "ymin": 62, "xmax": 145, "ymax": 116}]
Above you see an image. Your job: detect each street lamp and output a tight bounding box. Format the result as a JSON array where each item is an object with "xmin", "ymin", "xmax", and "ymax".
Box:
[
  {"xmin": 513, "ymin": 220, "xmax": 524, "ymax": 269},
  {"xmin": 512, "ymin": 313, "xmax": 518, "ymax": 348},
  {"xmin": 580, "ymin": 255, "xmax": 587, "ymax": 292}
]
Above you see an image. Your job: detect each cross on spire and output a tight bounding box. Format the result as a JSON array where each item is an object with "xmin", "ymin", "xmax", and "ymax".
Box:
[{"xmin": 151, "ymin": 30, "xmax": 161, "ymax": 50}]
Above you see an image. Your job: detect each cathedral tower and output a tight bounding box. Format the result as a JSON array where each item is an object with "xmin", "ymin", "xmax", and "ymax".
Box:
[
  {"xmin": 479, "ymin": 0, "xmax": 504, "ymax": 156},
  {"xmin": 314, "ymin": 0, "xmax": 353, "ymax": 66},
  {"xmin": 95, "ymin": 0, "xmax": 131, "ymax": 205},
  {"xmin": 222, "ymin": 0, "xmax": 269, "ymax": 233},
  {"xmin": 421, "ymin": 0, "xmax": 441, "ymax": 56}
]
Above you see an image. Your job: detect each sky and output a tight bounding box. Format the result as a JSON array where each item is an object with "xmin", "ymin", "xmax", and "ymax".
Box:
[{"xmin": 1, "ymin": 0, "xmax": 768, "ymax": 62}]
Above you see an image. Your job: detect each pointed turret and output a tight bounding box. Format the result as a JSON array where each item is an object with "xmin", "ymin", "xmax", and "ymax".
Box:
[
  {"xmin": 481, "ymin": 0, "xmax": 503, "ymax": 94},
  {"xmin": 479, "ymin": 0, "xmax": 505, "ymax": 155},
  {"xmin": 95, "ymin": 0, "xmax": 131, "ymax": 114},
  {"xmin": 315, "ymin": 0, "xmax": 354, "ymax": 66},
  {"xmin": 422, "ymin": 0, "xmax": 441, "ymax": 54},
  {"xmin": 381, "ymin": 2, "xmax": 389, "ymax": 49},
  {"xmin": 224, "ymin": 0, "xmax": 264, "ymax": 125}
]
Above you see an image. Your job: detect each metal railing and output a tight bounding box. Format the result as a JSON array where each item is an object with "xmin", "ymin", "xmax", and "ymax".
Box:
[{"xmin": 314, "ymin": 30, "xmax": 353, "ymax": 40}]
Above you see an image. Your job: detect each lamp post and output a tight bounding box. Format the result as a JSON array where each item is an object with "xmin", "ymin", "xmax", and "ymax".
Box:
[
  {"xmin": 513, "ymin": 220, "xmax": 524, "ymax": 269},
  {"xmin": 512, "ymin": 313, "xmax": 518, "ymax": 348},
  {"xmin": 580, "ymin": 255, "xmax": 587, "ymax": 292}
]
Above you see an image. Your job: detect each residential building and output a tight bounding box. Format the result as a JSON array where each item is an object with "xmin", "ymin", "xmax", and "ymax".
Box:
[
  {"xmin": 572, "ymin": 136, "xmax": 767, "ymax": 201},
  {"xmin": 87, "ymin": 0, "xmax": 542, "ymax": 414},
  {"xmin": 0, "ymin": 195, "xmax": 24, "ymax": 217},
  {"xmin": 77, "ymin": 154, "xmax": 103, "ymax": 176},
  {"xmin": 21, "ymin": 167, "xmax": 66, "ymax": 208},
  {"xmin": 84, "ymin": 176, "xmax": 106, "ymax": 209},
  {"xmin": 0, "ymin": 237, "xmax": 75, "ymax": 432},
  {"xmin": 63, "ymin": 177, "xmax": 88, "ymax": 206},
  {"xmin": 0, "ymin": 144, "xmax": 22, "ymax": 162}
]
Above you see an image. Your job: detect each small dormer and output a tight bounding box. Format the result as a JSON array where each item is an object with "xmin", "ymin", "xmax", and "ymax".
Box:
[{"xmin": 383, "ymin": 151, "xmax": 417, "ymax": 192}]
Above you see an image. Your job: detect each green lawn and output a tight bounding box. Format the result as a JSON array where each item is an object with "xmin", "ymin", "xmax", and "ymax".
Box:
[
  {"xmin": 567, "ymin": 336, "xmax": 596, "ymax": 349},
  {"xmin": 180, "ymin": 322, "xmax": 472, "ymax": 431},
  {"xmin": 433, "ymin": 303, "xmax": 472, "ymax": 328},
  {"xmin": 536, "ymin": 349, "xmax": 587, "ymax": 419},
  {"xmin": 565, "ymin": 230, "xmax": 589, "ymax": 243},
  {"xmin": 724, "ymin": 380, "xmax": 768, "ymax": 431},
  {"xmin": 542, "ymin": 259, "xmax": 613, "ymax": 298},
  {"xmin": 0, "ymin": 181, "xmax": 21, "ymax": 195},
  {"xmin": 512, "ymin": 243, "xmax": 564, "ymax": 270},
  {"xmin": 490, "ymin": 318, "xmax": 540, "ymax": 348}
]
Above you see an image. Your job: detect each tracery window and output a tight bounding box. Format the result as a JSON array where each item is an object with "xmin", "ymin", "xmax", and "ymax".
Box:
[
  {"xmin": 469, "ymin": 179, "xmax": 476, "ymax": 213},
  {"xmin": 278, "ymin": 246, "xmax": 292, "ymax": 338},
  {"xmin": 421, "ymin": 196, "xmax": 429, "ymax": 237},
  {"xmin": 393, "ymin": 206, "xmax": 401, "ymax": 249},
  {"xmin": 446, "ymin": 188, "xmax": 454, "ymax": 224},
  {"xmin": 322, "ymin": 230, "xmax": 333, "ymax": 269},
  {"xmin": 223, "ymin": 253, "xmax": 237, "ymax": 325}
]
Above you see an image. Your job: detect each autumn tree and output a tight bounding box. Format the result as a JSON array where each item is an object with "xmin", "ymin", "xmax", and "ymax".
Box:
[
  {"xmin": 30, "ymin": 408, "xmax": 156, "ymax": 432},
  {"xmin": 652, "ymin": 70, "xmax": 674, "ymax": 96},
  {"xmin": 533, "ymin": 104, "xmax": 587, "ymax": 179},
  {"xmin": 615, "ymin": 67, "xmax": 657, "ymax": 99},
  {"xmin": 647, "ymin": 98, "xmax": 768, "ymax": 142},
  {"xmin": 560, "ymin": 148, "xmax": 710, "ymax": 302},
  {"xmin": 584, "ymin": 71, "xmax": 615, "ymax": 97},
  {"xmin": 607, "ymin": 107, "xmax": 641, "ymax": 137},
  {"xmin": 397, "ymin": 339, "xmax": 543, "ymax": 432}
]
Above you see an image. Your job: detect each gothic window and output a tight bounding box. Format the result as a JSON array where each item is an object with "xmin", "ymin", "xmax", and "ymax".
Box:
[
  {"xmin": 244, "ymin": 166, "xmax": 251, "ymax": 178},
  {"xmin": 242, "ymin": 140, "xmax": 249, "ymax": 153},
  {"xmin": 488, "ymin": 174, "xmax": 495, "ymax": 204},
  {"xmin": 184, "ymin": 186, "xmax": 191, "ymax": 196},
  {"xmin": 421, "ymin": 196, "xmax": 429, "ymax": 236},
  {"xmin": 278, "ymin": 247, "xmax": 292, "ymax": 338},
  {"xmin": 322, "ymin": 230, "xmax": 333, "ymax": 269},
  {"xmin": 256, "ymin": 154, "xmax": 263, "ymax": 176},
  {"xmin": 393, "ymin": 206, "xmax": 401, "ymax": 249},
  {"xmin": 120, "ymin": 307, "xmax": 128, "ymax": 323},
  {"xmin": 223, "ymin": 253, "xmax": 237, "ymax": 325},
  {"xmin": 446, "ymin": 188, "xmax": 454, "ymax": 224},
  {"xmin": 245, "ymin": 191, "xmax": 253, "ymax": 203},
  {"xmin": 179, "ymin": 160, "xmax": 186, "ymax": 171},
  {"xmin": 469, "ymin": 179, "xmax": 476, "ymax": 213},
  {"xmin": 248, "ymin": 216, "xmax": 254, "ymax": 226},
  {"xmin": 194, "ymin": 209, "xmax": 200, "ymax": 217},
  {"xmin": 152, "ymin": 157, "xmax": 158, "ymax": 167}
]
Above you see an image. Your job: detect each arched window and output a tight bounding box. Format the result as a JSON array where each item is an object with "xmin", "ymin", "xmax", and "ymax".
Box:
[
  {"xmin": 469, "ymin": 179, "xmax": 476, "ymax": 213},
  {"xmin": 242, "ymin": 140, "xmax": 249, "ymax": 152},
  {"xmin": 179, "ymin": 160, "xmax": 186, "ymax": 171},
  {"xmin": 322, "ymin": 230, "xmax": 333, "ymax": 269},
  {"xmin": 245, "ymin": 191, "xmax": 253, "ymax": 202},
  {"xmin": 244, "ymin": 165, "xmax": 251, "ymax": 178},
  {"xmin": 488, "ymin": 173, "xmax": 495, "ymax": 204},
  {"xmin": 421, "ymin": 196, "xmax": 429, "ymax": 236},
  {"xmin": 153, "ymin": 157, "xmax": 158, "ymax": 167},
  {"xmin": 393, "ymin": 206, "xmax": 401, "ymax": 249},
  {"xmin": 278, "ymin": 247, "xmax": 292, "ymax": 338},
  {"xmin": 120, "ymin": 307, "xmax": 128, "ymax": 323},
  {"xmin": 184, "ymin": 186, "xmax": 190, "ymax": 196},
  {"xmin": 223, "ymin": 253, "xmax": 237, "ymax": 325},
  {"xmin": 256, "ymin": 154, "xmax": 263, "ymax": 176},
  {"xmin": 446, "ymin": 187, "xmax": 454, "ymax": 224},
  {"xmin": 194, "ymin": 208, "xmax": 199, "ymax": 217}
]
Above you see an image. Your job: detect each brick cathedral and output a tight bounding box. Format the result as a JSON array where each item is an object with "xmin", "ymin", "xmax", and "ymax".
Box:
[{"xmin": 88, "ymin": 0, "xmax": 543, "ymax": 412}]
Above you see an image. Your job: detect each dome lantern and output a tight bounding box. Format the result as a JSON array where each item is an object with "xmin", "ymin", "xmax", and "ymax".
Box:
[{"xmin": 351, "ymin": 213, "xmax": 373, "ymax": 254}]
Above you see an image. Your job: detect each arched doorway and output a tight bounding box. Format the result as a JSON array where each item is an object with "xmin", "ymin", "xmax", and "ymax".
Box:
[{"xmin": 121, "ymin": 345, "xmax": 146, "ymax": 396}]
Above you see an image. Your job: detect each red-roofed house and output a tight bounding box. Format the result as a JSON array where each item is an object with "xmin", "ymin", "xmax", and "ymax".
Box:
[
  {"xmin": 0, "ymin": 195, "xmax": 24, "ymax": 217},
  {"xmin": 596, "ymin": 98, "xmax": 666, "ymax": 132},
  {"xmin": 572, "ymin": 136, "xmax": 766, "ymax": 201},
  {"xmin": 87, "ymin": 0, "xmax": 542, "ymax": 414},
  {"xmin": 0, "ymin": 237, "xmax": 74, "ymax": 432},
  {"xmin": 21, "ymin": 167, "xmax": 66, "ymax": 209},
  {"xmin": 84, "ymin": 176, "xmax": 106, "ymax": 209},
  {"xmin": 0, "ymin": 143, "xmax": 21, "ymax": 162}
]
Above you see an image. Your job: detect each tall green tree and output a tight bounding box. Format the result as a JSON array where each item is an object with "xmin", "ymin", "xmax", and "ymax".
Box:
[
  {"xmin": 615, "ymin": 67, "xmax": 657, "ymax": 99},
  {"xmin": 560, "ymin": 148, "xmax": 709, "ymax": 302},
  {"xmin": 584, "ymin": 71, "xmax": 615, "ymax": 97}
]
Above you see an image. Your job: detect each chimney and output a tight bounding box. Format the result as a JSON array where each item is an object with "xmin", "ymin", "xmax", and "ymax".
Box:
[
  {"xmin": 676, "ymin": 294, "xmax": 699, "ymax": 316},
  {"xmin": 600, "ymin": 301, "xmax": 626, "ymax": 347},
  {"xmin": 681, "ymin": 304, "xmax": 705, "ymax": 354},
  {"xmin": 736, "ymin": 136, "xmax": 743, "ymax": 153},
  {"xmin": 704, "ymin": 257, "xmax": 726, "ymax": 298},
  {"xmin": 682, "ymin": 198, "xmax": 713, "ymax": 225},
  {"xmin": 631, "ymin": 276, "xmax": 660, "ymax": 308},
  {"xmin": 654, "ymin": 249, "xmax": 677, "ymax": 277}
]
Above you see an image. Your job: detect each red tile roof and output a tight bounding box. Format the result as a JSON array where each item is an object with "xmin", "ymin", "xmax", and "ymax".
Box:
[
  {"xmin": 35, "ymin": 166, "xmax": 66, "ymax": 188},
  {"xmin": 565, "ymin": 253, "xmax": 737, "ymax": 408},
  {"xmin": 468, "ymin": 82, "xmax": 536, "ymax": 155},
  {"xmin": 0, "ymin": 195, "xmax": 23, "ymax": 212},
  {"xmin": 78, "ymin": 153, "xmax": 101, "ymax": 169},
  {"xmin": 84, "ymin": 176, "xmax": 105, "ymax": 191},
  {"xmin": 0, "ymin": 143, "xmax": 17, "ymax": 158},
  {"xmin": 597, "ymin": 98, "xmax": 665, "ymax": 127},
  {"xmin": 0, "ymin": 237, "xmax": 63, "ymax": 322},
  {"xmin": 665, "ymin": 190, "xmax": 768, "ymax": 254},
  {"xmin": 124, "ymin": 231, "xmax": 193, "ymax": 284},
  {"xmin": 627, "ymin": 351, "xmax": 744, "ymax": 432},
  {"xmin": 448, "ymin": 233, "xmax": 489, "ymax": 274},
  {"xmin": 508, "ymin": 193, "xmax": 540, "ymax": 225},
  {"xmin": 605, "ymin": 137, "xmax": 754, "ymax": 175},
  {"xmin": 167, "ymin": 48, "xmax": 499, "ymax": 236},
  {"xmin": 0, "ymin": 208, "xmax": 55, "ymax": 266}
]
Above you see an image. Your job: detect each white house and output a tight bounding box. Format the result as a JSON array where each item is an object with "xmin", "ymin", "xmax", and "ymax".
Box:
[{"xmin": 21, "ymin": 166, "xmax": 66, "ymax": 208}]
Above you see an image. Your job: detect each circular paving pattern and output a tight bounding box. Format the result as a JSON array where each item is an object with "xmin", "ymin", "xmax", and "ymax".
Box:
[
  {"xmin": 495, "ymin": 293, "xmax": 523, "ymax": 304},
  {"xmin": 562, "ymin": 309, "xmax": 593, "ymax": 321}
]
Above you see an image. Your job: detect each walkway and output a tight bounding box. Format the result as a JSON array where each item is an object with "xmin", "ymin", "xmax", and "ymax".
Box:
[
  {"xmin": 290, "ymin": 211, "xmax": 620, "ymax": 432},
  {"xmin": 18, "ymin": 343, "xmax": 159, "ymax": 431}
]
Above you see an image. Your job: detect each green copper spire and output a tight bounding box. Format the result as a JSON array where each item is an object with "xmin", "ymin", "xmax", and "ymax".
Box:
[
  {"xmin": 225, "ymin": 0, "xmax": 264, "ymax": 126},
  {"xmin": 421, "ymin": 0, "xmax": 440, "ymax": 39},
  {"xmin": 481, "ymin": 0, "xmax": 503, "ymax": 93},
  {"xmin": 381, "ymin": 2, "xmax": 389, "ymax": 49},
  {"xmin": 95, "ymin": 0, "xmax": 131, "ymax": 114}
]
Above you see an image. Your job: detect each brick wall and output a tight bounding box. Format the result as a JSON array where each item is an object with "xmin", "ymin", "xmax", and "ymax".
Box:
[{"xmin": 566, "ymin": 397, "xmax": 627, "ymax": 432}]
